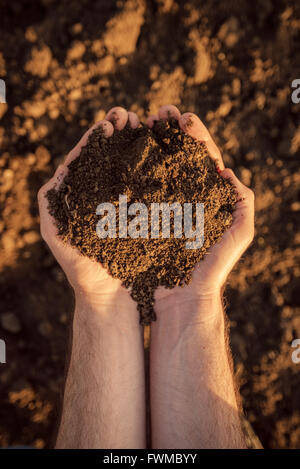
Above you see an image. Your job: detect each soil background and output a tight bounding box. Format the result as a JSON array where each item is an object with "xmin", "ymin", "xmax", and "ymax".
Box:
[{"xmin": 0, "ymin": 0, "xmax": 299, "ymax": 449}]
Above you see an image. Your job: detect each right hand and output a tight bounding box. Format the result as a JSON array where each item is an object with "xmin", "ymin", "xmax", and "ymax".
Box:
[{"xmin": 147, "ymin": 105, "xmax": 255, "ymax": 321}]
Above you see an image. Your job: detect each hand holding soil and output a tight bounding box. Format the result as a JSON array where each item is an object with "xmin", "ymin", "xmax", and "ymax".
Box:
[
  {"xmin": 38, "ymin": 113, "xmax": 138, "ymax": 321},
  {"xmin": 149, "ymin": 107, "xmax": 255, "ymax": 325},
  {"xmin": 38, "ymin": 104, "xmax": 254, "ymax": 325}
]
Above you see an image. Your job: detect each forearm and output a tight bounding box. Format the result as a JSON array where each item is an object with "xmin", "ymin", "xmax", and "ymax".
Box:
[
  {"xmin": 150, "ymin": 295, "xmax": 246, "ymax": 449},
  {"xmin": 56, "ymin": 298, "xmax": 146, "ymax": 449}
]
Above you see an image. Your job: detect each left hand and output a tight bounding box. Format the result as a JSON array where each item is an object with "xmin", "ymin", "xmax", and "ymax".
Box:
[{"xmin": 38, "ymin": 107, "xmax": 140, "ymax": 319}]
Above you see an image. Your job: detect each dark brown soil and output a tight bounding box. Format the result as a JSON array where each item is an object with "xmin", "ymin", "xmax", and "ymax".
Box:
[
  {"xmin": 1, "ymin": 0, "xmax": 299, "ymax": 450},
  {"xmin": 47, "ymin": 119, "xmax": 236, "ymax": 324}
]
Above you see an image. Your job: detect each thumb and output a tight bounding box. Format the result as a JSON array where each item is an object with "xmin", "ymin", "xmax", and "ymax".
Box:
[{"xmin": 220, "ymin": 168, "xmax": 255, "ymax": 246}]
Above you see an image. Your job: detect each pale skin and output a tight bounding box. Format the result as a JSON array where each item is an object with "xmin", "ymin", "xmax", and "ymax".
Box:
[{"xmin": 38, "ymin": 104, "xmax": 254, "ymax": 449}]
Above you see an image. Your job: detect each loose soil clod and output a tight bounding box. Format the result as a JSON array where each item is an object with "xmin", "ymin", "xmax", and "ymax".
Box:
[{"xmin": 47, "ymin": 119, "xmax": 237, "ymax": 324}]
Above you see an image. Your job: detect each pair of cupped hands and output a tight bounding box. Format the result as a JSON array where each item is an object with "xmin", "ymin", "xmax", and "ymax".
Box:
[{"xmin": 38, "ymin": 104, "xmax": 254, "ymax": 324}]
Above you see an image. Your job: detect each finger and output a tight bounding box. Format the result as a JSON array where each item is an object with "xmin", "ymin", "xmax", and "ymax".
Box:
[
  {"xmin": 38, "ymin": 165, "xmax": 68, "ymax": 203},
  {"xmin": 65, "ymin": 120, "xmax": 114, "ymax": 166},
  {"xmin": 158, "ymin": 104, "xmax": 181, "ymax": 121},
  {"xmin": 221, "ymin": 168, "xmax": 255, "ymax": 241},
  {"xmin": 37, "ymin": 167, "xmax": 67, "ymax": 241},
  {"xmin": 179, "ymin": 112, "xmax": 209, "ymax": 140},
  {"xmin": 106, "ymin": 106, "xmax": 128, "ymax": 130},
  {"xmin": 38, "ymin": 165, "xmax": 68, "ymax": 212},
  {"xmin": 39, "ymin": 118, "xmax": 114, "ymax": 241},
  {"xmin": 128, "ymin": 111, "xmax": 140, "ymax": 129},
  {"xmin": 221, "ymin": 168, "xmax": 252, "ymax": 201},
  {"xmin": 206, "ymin": 140, "xmax": 224, "ymax": 171},
  {"xmin": 38, "ymin": 165, "xmax": 83, "ymax": 259},
  {"xmin": 146, "ymin": 114, "xmax": 159, "ymax": 128},
  {"xmin": 179, "ymin": 112, "xmax": 224, "ymax": 170}
]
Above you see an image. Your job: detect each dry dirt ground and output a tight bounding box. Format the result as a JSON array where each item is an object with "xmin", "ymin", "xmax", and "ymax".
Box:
[{"xmin": 0, "ymin": 0, "xmax": 299, "ymax": 449}]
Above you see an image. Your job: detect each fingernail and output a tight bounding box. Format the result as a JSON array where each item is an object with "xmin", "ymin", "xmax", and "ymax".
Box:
[
  {"xmin": 159, "ymin": 105, "xmax": 181, "ymax": 120},
  {"xmin": 98, "ymin": 120, "xmax": 114, "ymax": 137}
]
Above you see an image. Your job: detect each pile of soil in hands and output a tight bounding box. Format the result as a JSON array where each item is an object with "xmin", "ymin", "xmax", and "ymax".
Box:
[{"xmin": 47, "ymin": 119, "xmax": 237, "ymax": 324}]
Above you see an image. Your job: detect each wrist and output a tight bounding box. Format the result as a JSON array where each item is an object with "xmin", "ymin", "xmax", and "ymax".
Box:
[
  {"xmin": 154, "ymin": 288, "xmax": 224, "ymax": 326},
  {"xmin": 151, "ymin": 295, "xmax": 227, "ymax": 379},
  {"xmin": 73, "ymin": 289, "xmax": 141, "ymax": 330},
  {"xmin": 152, "ymin": 291, "xmax": 225, "ymax": 346}
]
